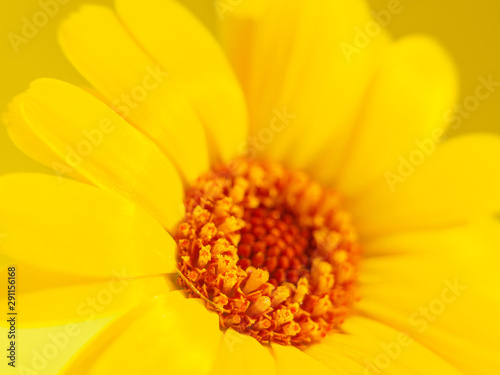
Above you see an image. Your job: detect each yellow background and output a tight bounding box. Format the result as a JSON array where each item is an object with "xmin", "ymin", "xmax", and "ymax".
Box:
[{"xmin": 0, "ymin": 0, "xmax": 499, "ymax": 374}]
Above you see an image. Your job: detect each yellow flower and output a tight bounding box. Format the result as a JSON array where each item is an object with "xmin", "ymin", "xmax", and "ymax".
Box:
[{"xmin": 1, "ymin": 0, "xmax": 500, "ymax": 374}]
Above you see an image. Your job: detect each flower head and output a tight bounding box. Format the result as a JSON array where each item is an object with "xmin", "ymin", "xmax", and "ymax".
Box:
[{"xmin": 1, "ymin": 0, "xmax": 500, "ymax": 374}]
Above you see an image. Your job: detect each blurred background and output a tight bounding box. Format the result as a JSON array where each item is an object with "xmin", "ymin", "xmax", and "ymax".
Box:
[
  {"xmin": 0, "ymin": 0, "xmax": 499, "ymax": 373},
  {"xmin": 1, "ymin": 0, "xmax": 499, "ymax": 177}
]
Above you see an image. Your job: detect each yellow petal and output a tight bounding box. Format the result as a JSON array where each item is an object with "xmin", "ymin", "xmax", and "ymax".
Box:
[
  {"xmin": 358, "ymin": 220, "xmax": 500, "ymax": 374},
  {"xmin": 61, "ymin": 292, "xmax": 223, "ymax": 375},
  {"xmin": 3, "ymin": 79, "xmax": 184, "ymax": 232},
  {"xmin": 0, "ymin": 264, "xmax": 171, "ymax": 326},
  {"xmin": 0, "ymin": 173, "xmax": 176, "ymax": 278},
  {"xmin": 59, "ymin": 5, "xmax": 209, "ymax": 183},
  {"xmin": 351, "ymin": 134, "xmax": 500, "ymax": 238},
  {"xmin": 271, "ymin": 344, "xmax": 331, "ymax": 375},
  {"xmin": 2, "ymin": 94, "xmax": 88, "ymax": 184},
  {"xmin": 307, "ymin": 316, "xmax": 462, "ymax": 374},
  {"xmin": 337, "ymin": 35, "xmax": 458, "ymax": 195},
  {"xmin": 115, "ymin": 0, "xmax": 248, "ymax": 162},
  {"xmin": 221, "ymin": 0, "xmax": 389, "ymax": 179},
  {"xmin": 211, "ymin": 329, "xmax": 275, "ymax": 375},
  {"xmin": 305, "ymin": 341, "xmax": 367, "ymax": 374}
]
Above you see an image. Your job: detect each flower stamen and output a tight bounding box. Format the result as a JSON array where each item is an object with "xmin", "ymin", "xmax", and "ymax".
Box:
[{"xmin": 176, "ymin": 158, "xmax": 360, "ymax": 347}]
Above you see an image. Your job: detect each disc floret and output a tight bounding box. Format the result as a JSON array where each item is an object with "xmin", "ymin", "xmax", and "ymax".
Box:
[{"xmin": 176, "ymin": 159, "xmax": 360, "ymax": 347}]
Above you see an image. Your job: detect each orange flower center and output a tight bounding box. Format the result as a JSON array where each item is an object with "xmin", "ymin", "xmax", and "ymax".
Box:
[{"xmin": 175, "ymin": 158, "xmax": 360, "ymax": 347}]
